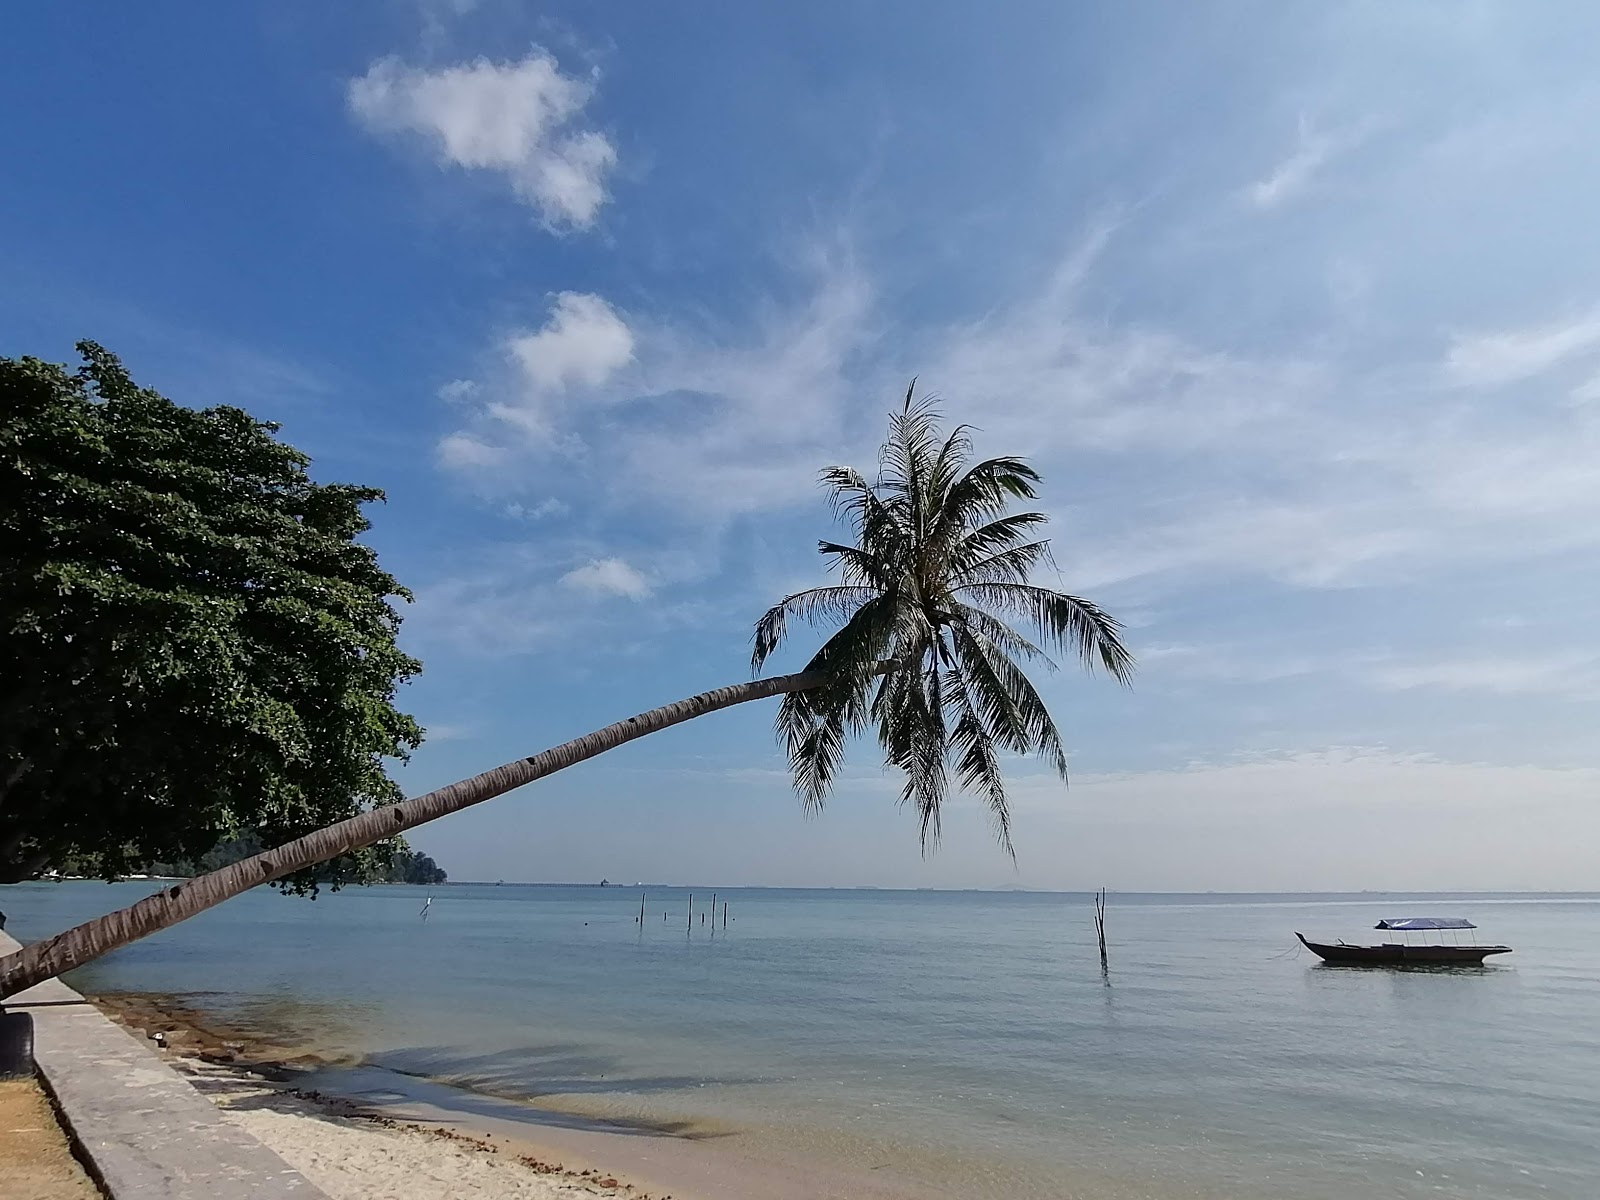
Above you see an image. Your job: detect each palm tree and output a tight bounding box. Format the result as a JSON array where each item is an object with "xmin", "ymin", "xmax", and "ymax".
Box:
[
  {"xmin": 754, "ymin": 387, "xmax": 1133, "ymax": 853},
  {"xmin": 0, "ymin": 386, "xmax": 1130, "ymax": 999}
]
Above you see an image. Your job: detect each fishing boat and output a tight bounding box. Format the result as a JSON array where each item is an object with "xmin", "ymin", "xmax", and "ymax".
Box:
[{"xmin": 1295, "ymin": 918, "xmax": 1511, "ymax": 966}]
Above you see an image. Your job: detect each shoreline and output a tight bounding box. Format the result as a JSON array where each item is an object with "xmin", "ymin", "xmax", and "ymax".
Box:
[
  {"xmin": 92, "ymin": 993, "xmax": 649, "ymax": 1200},
  {"xmin": 91, "ymin": 991, "xmax": 955, "ymax": 1200}
]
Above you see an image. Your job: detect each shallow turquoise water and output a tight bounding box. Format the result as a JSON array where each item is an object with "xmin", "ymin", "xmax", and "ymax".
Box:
[{"xmin": 7, "ymin": 883, "xmax": 1598, "ymax": 1198}]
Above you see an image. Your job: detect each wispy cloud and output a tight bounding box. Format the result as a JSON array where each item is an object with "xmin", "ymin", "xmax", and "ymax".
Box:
[
  {"xmin": 348, "ymin": 50, "xmax": 616, "ymax": 229},
  {"xmin": 1366, "ymin": 652, "xmax": 1600, "ymax": 699},
  {"xmin": 437, "ymin": 244, "xmax": 877, "ymax": 519},
  {"xmin": 1444, "ymin": 306, "xmax": 1600, "ymax": 388},
  {"xmin": 503, "ymin": 497, "xmax": 569, "ymax": 521},
  {"xmin": 1244, "ymin": 116, "xmax": 1363, "ymax": 211},
  {"xmin": 1139, "ymin": 638, "xmax": 1600, "ymax": 701},
  {"xmin": 408, "ymin": 543, "xmax": 685, "ymax": 656},
  {"xmin": 430, "ymin": 216, "xmax": 1600, "ymax": 602}
]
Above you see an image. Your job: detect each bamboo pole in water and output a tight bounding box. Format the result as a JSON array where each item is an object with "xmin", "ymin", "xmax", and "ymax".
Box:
[{"xmin": 1093, "ymin": 889, "xmax": 1109, "ymax": 972}]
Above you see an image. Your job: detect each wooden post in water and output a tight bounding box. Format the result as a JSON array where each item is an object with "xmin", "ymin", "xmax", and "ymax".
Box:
[
  {"xmin": 1093, "ymin": 888, "xmax": 1109, "ymax": 973},
  {"xmin": 710, "ymin": 893, "xmax": 717, "ymax": 934},
  {"xmin": 687, "ymin": 893, "xmax": 693, "ymax": 932},
  {"xmin": 639, "ymin": 892, "xmax": 646, "ymax": 925},
  {"xmin": 722, "ymin": 901, "xmax": 728, "ymax": 929}
]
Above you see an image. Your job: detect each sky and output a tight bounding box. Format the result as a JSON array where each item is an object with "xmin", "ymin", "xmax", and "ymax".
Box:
[{"xmin": 5, "ymin": 2, "xmax": 1600, "ymax": 891}]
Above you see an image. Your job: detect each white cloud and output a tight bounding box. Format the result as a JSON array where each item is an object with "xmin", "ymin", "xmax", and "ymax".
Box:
[
  {"xmin": 1444, "ymin": 307, "xmax": 1600, "ymax": 388},
  {"xmin": 560, "ymin": 556, "xmax": 652, "ymax": 599},
  {"xmin": 436, "ymin": 431, "xmax": 509, "ymax": 470},
  {"xmin": 508, "ymin": 292, "xmax": 634, "ymax": 392},
  {"xmin": 348, "ymin": 51, "xmax": 616, "ymax": 229},
  {"xmin": 1244, "ymin": 116, "xmax": 1361, "ymax": 211},
  {"xmin": 440, "ymin": 291, "xmax": 634, "ymax": 455}
]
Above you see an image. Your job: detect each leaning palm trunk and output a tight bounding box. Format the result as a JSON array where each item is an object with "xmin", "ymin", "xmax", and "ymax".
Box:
[{"xmin": 0, "ymin": 667, "xmax": 839, "ymax": 999}]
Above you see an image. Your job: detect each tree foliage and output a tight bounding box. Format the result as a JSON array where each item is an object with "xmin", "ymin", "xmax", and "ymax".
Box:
[
  {"xmin": 753, "ymin": 384, "xmax": 1134, "ymax": 852},
  {"xmin": 0, "ymin": 342, "xmax": 423, "ymax": 889},
  {"xmin": 98, "ymin": 835, "xmax": 448, "ymax": 886}
]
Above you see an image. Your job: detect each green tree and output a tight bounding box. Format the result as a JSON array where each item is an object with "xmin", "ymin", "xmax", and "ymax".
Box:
[
  {"xmin": 0, "ymin": 383, "xmax": 1128, "ymax": 998},
  {"xmin": 115, "ymin": 834, "xmax": 447, "ymax": 886},
  {"xmin": 0, "ymin": 343, "xmax": 423, "ymax": 889},
  {"xmin": 395, "ymin": 851, "xmax": 447, "ymax": 886}
]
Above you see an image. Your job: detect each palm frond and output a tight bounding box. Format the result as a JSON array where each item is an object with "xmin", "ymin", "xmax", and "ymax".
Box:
[
  {"xmin": 952, "ymin": 509, "xmax": 1048, "ymax": 556},
  {"xmin": 820, "ymin": 465, "xmax": 901, "ymax": 551},
  {"xmin": 818, "ymin": 542, "xmax": 893, "ymax": 588},
  {"xmin": 951, "ymin": 624, "xmax": 1069, "ymax": 778},
  {"xmin": 951, "ymin": 540, "xmax": 1055, "ymax": 587},
  {"xmin": 927, "ymin": 423, "xmax": 976, "ymax": 508},
  {"xmin": 776, "ymin": 594, "xmax": 899, "ymax": 805},
  {"xmin": 879, "ymin": 382, "xmax": 944, "ymax": 525},
  {"xmin": 954, "ymin": 582, "xmax": 1134, "ymax": 682},
  {"xmin": 752, "ymin": 585, "xmax": 880, "ymax": 673},
  {"xmin": 874, "ymin": 658, "xmax": 948, "ymax": 850},
  {"xmin": 947, "ymin": 626, "xmax": 1033, "ymax": 756},
  {"xmin": 947, "ymin": 602, "xmax": 1058, "ymax": 670},
  {"xmin": 938, "ymin": 456, "xmax": 1042, "ymax": 532},
  {"xmin": 778, "ymin": 699, "xmax": 852, "ymax": 813},
  {"xmin": 944, "ymin": 663, "xmax": 1014, "ymax": 858}
]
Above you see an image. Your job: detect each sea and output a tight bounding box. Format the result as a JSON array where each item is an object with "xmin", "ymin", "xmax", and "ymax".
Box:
[{"xmin": 6, "ymin": 883, "xmax": 1598, "ymax": 1199}]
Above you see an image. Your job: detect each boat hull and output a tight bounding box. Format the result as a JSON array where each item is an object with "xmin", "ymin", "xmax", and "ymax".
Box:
[{"xmin": 1295, "ymin": 933, "xmax": 1511, "ymax": 967}]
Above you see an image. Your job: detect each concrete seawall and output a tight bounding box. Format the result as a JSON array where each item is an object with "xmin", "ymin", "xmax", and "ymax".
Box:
[{"xmin": 0, "ymin": 930, "xmax": 327, "ymax": 1199}]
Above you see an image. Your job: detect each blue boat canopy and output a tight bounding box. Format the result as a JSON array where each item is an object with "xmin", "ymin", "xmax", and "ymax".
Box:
[{"xmin": 1374, "ymin": 917, "xmax": 1476, "ymax": 930}]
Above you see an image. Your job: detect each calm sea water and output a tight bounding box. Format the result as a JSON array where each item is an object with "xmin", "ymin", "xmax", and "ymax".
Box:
[{"xmin": 7, "ymin": 883, "xmax": 1598, "ymax": 1199}]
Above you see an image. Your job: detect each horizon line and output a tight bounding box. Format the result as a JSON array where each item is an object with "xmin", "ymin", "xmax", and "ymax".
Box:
[{"xmin": 433, "ymin": 882, "xmax": 1599, "ymax": 896}]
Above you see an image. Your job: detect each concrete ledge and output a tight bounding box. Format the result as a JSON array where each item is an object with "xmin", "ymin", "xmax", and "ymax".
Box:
[{"xmin": 1, "ymin": 931, "xmax": 328, "ymax": 1199}]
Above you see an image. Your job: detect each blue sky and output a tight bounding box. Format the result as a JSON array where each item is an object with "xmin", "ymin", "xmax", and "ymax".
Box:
[{"xmin": 7, "ymin": 3, "xmax": 1600, "ymax": 890}]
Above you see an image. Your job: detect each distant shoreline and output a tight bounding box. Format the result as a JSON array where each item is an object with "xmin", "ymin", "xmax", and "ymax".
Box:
[
  {"xmin": 33, "ymin": 874, "xmax": 1593, "ymax": 896},
  {"xmin": 436, "ymin": 881, "xmax": 1600, "ymax": 896}
]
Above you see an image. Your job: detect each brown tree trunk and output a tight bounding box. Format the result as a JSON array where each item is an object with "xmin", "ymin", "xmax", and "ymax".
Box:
[{"xmin": 0, "ymin": 668, "xmax": 835, "ymax": 999}]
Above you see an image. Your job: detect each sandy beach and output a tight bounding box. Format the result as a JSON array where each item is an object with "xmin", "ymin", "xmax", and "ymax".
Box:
[
  {"xmin": 93, "ymin": 992, "xmax": 948, "ymax": 1200},
  {"xmin": 174, "ymin": 1056, "xmax": 641, "ymax": 1200},
  {"xmin": 91, "ymin": 994, "xmax": 657, "ymax": 1200}
]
